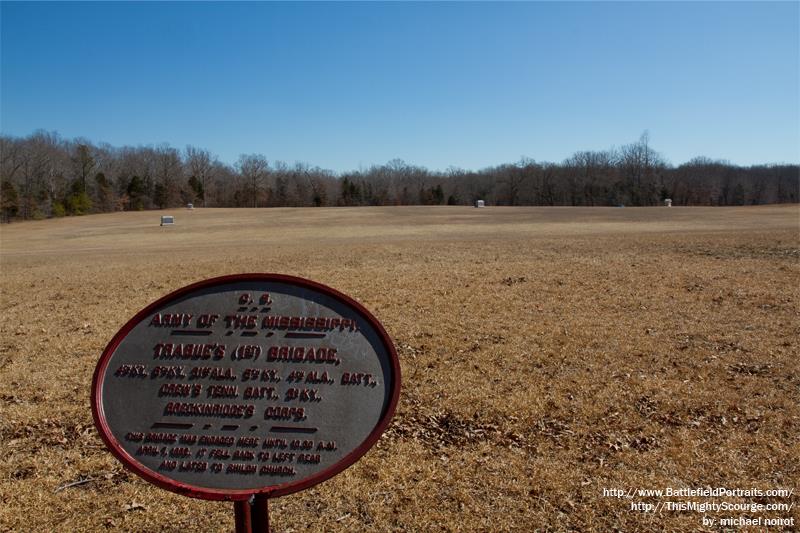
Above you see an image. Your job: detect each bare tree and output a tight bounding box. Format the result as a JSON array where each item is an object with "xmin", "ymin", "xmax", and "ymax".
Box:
[
  {"xmin": 237, "ymin": 154, "xmax": 269, "ymax": 207},
  {"xmin": 0, "ymin": 136, "xmax": 25, "ymax": 184},
  {"xmin": 564, "ymin": 150, "xmax": 616, "ymax": 206},
  {"xmin": 70, "ymin": 141, "xmax": 95, "ymax": 194},
  {"xmin": 498, "ymin": 158, "xmax": 535, "ymax": 206},
  {"xmin": 619, "ymin": 131, "xmax": 667, "ymax": 205},
  {"xmin": 185, "ymin": 146, "xmax": 214, "ymax": 206},
  {"xmin": 155, "ymin": 145, "xmax": 182, "ymax": 208}
]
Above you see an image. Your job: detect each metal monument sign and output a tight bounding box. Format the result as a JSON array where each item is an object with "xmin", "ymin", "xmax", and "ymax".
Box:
[{"xmin": 92, "ymin": 274, "xmax": 400, "ymax": 531}]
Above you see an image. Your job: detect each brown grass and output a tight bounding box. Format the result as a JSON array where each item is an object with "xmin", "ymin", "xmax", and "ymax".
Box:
[{"xmin": 1, "ymin": 205, "xmax": 798, "ymax": 532}]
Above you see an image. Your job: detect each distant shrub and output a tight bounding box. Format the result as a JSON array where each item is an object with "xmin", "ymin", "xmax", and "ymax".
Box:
[
  {"xmin": 52, "ymin": 202, "xmax": 66, "ymax": 217},
  {"xmin": 67, "ymin": 192, "xmax": 92, "ymax": 215}
]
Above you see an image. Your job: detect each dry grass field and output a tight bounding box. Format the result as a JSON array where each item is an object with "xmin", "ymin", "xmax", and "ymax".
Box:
[{"xmin": 1, "ymin": 205, "xmax": 798, "ymax": 532}]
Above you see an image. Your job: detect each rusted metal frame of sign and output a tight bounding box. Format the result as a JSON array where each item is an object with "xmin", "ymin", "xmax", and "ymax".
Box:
[{"xmin": 91, "ymin": 273, "xmax": 401, "ymax": 532}]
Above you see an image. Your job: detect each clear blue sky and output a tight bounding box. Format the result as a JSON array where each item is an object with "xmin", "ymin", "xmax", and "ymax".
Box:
[{"xmin": 1, "ymin": 1, "xmax": 798, "ymax": 172}]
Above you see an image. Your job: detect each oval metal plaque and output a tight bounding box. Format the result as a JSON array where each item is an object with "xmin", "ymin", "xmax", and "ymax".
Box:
[{"xmin": 92, "ymin": 274, "xmax": 400, "ymax": 500}]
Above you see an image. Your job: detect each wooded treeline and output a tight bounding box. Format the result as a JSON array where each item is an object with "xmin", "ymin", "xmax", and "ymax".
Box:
[{"xmin": 1, "ymin": 131, "xmax": 797, "ymax": 221}]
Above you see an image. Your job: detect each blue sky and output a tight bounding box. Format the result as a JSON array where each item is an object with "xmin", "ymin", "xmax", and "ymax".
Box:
[{"xmin": 1, "ymin": 1, "xmax": 798, "ymax": 172}]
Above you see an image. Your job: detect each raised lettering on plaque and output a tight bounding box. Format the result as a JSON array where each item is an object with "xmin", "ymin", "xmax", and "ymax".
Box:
[{"xmin": 92, "ymin": 274, "xmax": 400, "ymax": 500}]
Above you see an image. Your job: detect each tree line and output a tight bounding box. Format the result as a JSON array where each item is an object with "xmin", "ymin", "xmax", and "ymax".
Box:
[{"xmin": 1, "ymin": 130, "xmax": 797, "ymax": 222}]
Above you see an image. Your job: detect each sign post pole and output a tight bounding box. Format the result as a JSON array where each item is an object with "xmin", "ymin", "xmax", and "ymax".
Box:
[
  {"xmin": 234, "ymin": 500, "xmax": 253, "ymax": 533},
  {"xmin": 253, "ymin": 495, "xmax": 270, "ymax": 532},
  {"xmin": 234, "ymin": 497, "xmax": 268, "ymax": 533}
]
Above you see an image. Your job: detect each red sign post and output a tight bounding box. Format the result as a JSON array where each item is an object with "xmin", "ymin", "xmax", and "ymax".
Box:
[{"xmin": 92, "ymin": 274, "xmax": 401, "ymax": 531}]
